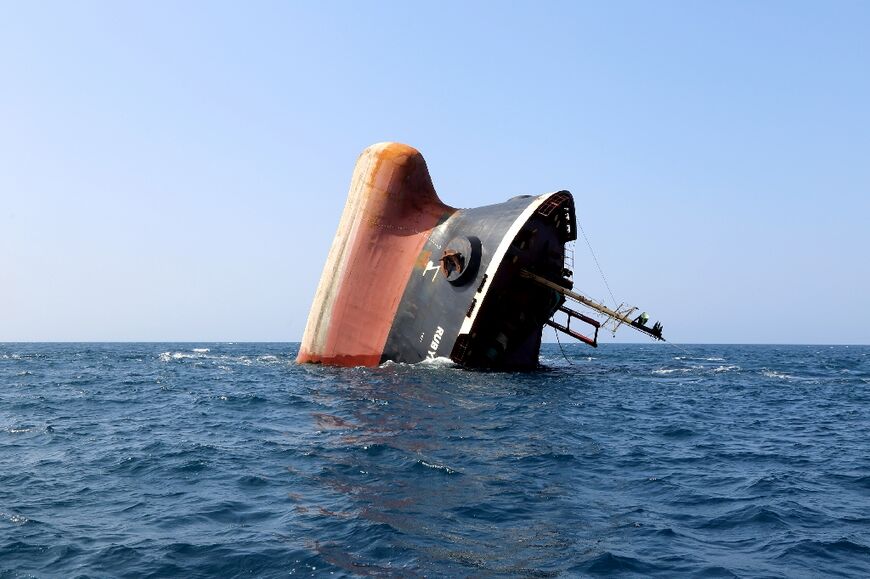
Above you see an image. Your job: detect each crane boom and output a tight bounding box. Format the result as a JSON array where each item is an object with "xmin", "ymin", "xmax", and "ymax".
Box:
[{"xmin": 520, "ymin": 269, "xmax": 664, "ymax": 342}]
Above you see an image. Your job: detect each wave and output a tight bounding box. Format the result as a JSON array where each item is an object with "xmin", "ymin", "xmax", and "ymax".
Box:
[
  {"xmin": 652, "ymin": 367, "xmax": 695, "ymax": 375},
  {"xmin": 379, "ymin": 356, "xmax": 457, "ymax": 369},
  {"xmin": 156, "ymin": 350, "xmax": 286, "ymax": 367},
  {"xmin": 415, "ymin": 459, "xmax": 461, "ymax": 475},
  {"xmin": 652, "ymin": 364, "xmax": 739, "ymax": 375},
  {"xmin": 158, "ymin": 351, "xmax": 198, "ymax": 362},
  {"xmin": 5, "ymin": 427, "xmax": 34, "ymax": 434},
  {"xmin": 420, "ymin": 356, "xmax": 457, "ymax": 368},
  {"xmin": 572, "ymin": 552, "xmax": 660, "ymax": 575},
  {"xmin": 778, "ymin": 537, "xmax": 870, "ymax": 560},
  {"xmin": 0, "ymin": 512, "xmax": 28, "ymax": 525},
  {"xmin": 762, "ymin": 369, "xmax": 794, "ymax": 380},
  {"xmin": 4, "ymin": 342, "xmax": 869, "ymax": 578},
  {"xmin": 696, "ymin": 504, "xmax": 789, "ymax": 530}
]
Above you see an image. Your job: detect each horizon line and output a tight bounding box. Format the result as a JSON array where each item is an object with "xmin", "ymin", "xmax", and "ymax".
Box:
[{"xmin": 1, "ymin": 341, "xmax": 868, "ymax": 347}]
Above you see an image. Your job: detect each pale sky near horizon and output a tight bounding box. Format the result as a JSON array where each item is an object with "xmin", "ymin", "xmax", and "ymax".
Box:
[{"xmin": 2, "ymin": 1, "xmax": 868, "ymax": 344}]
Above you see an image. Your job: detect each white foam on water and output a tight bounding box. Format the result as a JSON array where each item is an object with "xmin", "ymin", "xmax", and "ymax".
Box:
[
  {"xmin": 712, "ymin": 365, "xmax": 740, "ymax": 373},
  {"xmin": 158, "ymin": 351, "xmax": 199, "ymax": 362},
  {"xmin": 419, "ymin": 356, "xmax": 457, "ymax": 368},
  {"xmin": 1, "ymin": 512, "xmax": 28, "ymax": 525},
  {"xmin": 656, "ymin": 362, "xmax": 738, "ymax": 375},
  {"xmin": 419, "ymin": 460, "xmax": 459, "ymax": 474},
  {"xmin": 379, "ymin": 356, "xmax": 457, "ymax": 369},
  {"xmin": 653, "ymin": 365, "xmax": 705, "ymax": 375},
  {"xmin": 762, "ymin": 369, "xmax": 794, "ymax": 380}
]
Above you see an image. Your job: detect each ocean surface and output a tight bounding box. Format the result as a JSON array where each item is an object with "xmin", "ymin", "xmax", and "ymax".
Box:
[{"xmin": 1, "ymin": 343, "xmax": 868, "ymax": 578}]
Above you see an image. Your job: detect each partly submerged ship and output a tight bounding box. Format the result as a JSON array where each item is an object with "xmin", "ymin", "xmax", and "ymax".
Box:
[{"xmin": 297, "ymin": 142, "xmax": 663, "ymax": 370}]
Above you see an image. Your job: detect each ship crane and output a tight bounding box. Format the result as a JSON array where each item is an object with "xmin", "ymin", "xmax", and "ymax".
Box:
[{"xmin": 520, "ymin": 270, "xmax": 664, "ymax": 348}]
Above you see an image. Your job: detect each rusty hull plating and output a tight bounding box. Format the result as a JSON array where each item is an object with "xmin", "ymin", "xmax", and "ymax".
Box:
[{"xmin": 297, "ymin": 142, "xmax": 577, "ymax": 370}]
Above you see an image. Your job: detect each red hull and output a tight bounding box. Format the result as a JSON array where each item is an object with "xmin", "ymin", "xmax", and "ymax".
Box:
[{"xmin": 297, "ymin": 143, "xmax": 454, "ymax": 366}]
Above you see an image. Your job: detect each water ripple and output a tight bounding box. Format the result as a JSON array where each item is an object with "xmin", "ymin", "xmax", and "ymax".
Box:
[{"xmin": 0, "ymin": 343, "xmax": 868, "ymax": 576}]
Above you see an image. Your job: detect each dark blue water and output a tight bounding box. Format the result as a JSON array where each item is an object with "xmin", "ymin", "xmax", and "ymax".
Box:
[{"xmin": 1, "ymin": 343, "xmax": 868, "ymax": 577}]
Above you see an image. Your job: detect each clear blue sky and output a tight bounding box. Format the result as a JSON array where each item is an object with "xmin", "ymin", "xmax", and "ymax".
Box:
[{"xmin": 2, "ymin": 1, "xmax": 868, "ymax": 344}]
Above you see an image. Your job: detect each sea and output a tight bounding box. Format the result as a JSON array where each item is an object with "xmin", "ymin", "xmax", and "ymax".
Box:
[{"xmin": 1, "ymin": 343, "xmax": 868, "ymax": 578}]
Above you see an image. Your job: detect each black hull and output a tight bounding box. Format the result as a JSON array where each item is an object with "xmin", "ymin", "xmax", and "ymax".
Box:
[{"xmin": 383, "ymin": 192, "xmax": 577, "ymax": 370}]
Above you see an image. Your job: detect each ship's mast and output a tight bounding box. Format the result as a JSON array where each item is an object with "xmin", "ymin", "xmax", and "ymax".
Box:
[{"xmin": 520, "ymin": 269, "xmax": 664, "ymax": 345}]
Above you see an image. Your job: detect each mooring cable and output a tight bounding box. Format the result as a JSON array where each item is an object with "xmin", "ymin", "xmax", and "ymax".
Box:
[{"xmin": 576, "ymin": 219, "xmax": 619, "ymax": 310}]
